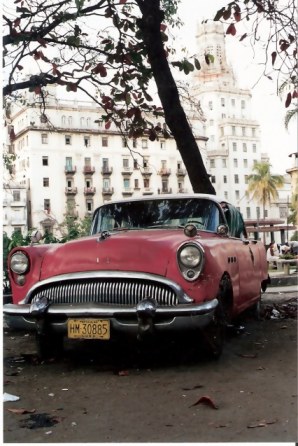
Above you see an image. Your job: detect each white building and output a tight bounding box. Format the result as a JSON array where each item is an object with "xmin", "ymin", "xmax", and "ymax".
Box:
[
  {"xmin": 3, "ymin": 182, "xmax": 28, "ymax": 236},
  {"xmin": 5, "ymin": 87, "xmax": 206, "ymax": 236}
]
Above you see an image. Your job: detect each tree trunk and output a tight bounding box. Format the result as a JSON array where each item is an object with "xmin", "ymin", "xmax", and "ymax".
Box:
[{"xmin": 137, "ymin": 0, "xmax": 215, "ymax": 195}]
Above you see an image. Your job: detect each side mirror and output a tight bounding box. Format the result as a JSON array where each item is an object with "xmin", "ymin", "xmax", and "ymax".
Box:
[
  {"xmin": 30, "ymin": 230, "xmax": 43, "ymax": 244},
  {"xmin": 217, "ymin": 224, "xmax": 229, "ymax": 236},
  {"xmin": 184, "ymin": 224, "xmax": 198, "ymax": 238}
]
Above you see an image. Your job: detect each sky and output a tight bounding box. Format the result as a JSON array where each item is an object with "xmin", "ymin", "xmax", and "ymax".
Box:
[{"xmin": 175, "ymin": 0, "xmax": 297, "ymax": 175}]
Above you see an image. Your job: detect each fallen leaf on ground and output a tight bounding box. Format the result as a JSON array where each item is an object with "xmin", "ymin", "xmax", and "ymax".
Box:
[
  {"xmin": 7, "ymin": 408, "xmax": 36, "ymax": 415},
  {"xmin": 237, "ymin": 353, "xmax": 257, "ymax": 358},
  {"xmin": 190, "ymin": 395, "xmax": 218, "ymax": 409}
]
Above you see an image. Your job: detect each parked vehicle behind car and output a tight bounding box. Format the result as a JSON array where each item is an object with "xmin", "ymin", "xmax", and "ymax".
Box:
[{"xmin": 4, "ymin": 194, "xmax": 269, "ymax": 359}]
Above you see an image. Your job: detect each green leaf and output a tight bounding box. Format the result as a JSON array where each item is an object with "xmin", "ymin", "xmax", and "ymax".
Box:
[{"xmin": 194, "ymin": 58, "xmax": 201, "ymax": 70}]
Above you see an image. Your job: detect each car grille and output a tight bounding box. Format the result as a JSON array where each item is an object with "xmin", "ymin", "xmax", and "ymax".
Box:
[{"xmin": 30, "ymin": 278, "xmax": 179, "ymax": 306}]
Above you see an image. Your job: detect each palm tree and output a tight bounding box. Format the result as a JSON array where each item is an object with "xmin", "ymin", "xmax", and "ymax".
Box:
[{"xmin": 247, "ymin": 161, "xmax": 285, "ymax": 243}]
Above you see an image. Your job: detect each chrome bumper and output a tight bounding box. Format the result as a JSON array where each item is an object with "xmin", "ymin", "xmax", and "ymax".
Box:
[{"xmin": 3, "ymin": 298, "xmax": 218, "ymax": 334}]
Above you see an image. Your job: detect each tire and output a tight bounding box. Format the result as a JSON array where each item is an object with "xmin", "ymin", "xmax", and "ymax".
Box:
[
  {"xmin": 201, "ymin": 276, "xmax": 232, "ymax": 359},
  {"xmin": 36, "ymin": 332, "xmax": 64, "ymax": 360},
  {"xmin": 201, "ymin": 301, "xmax": 226, "ymax": 359}
]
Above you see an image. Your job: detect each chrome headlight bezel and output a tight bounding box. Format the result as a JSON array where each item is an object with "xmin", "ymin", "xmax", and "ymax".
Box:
[
  {"xmin": 10, "ymin": 251, "xmax": 30, "ymax": 275},
  {"xmin": 177, "ymin": 242, "xmax": 205, "ymax": 281}
]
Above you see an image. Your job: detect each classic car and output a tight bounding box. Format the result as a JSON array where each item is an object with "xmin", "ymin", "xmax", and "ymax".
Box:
[{"xmin": 4, "ymin": 194, "xmax": 269, "ymax": 359}]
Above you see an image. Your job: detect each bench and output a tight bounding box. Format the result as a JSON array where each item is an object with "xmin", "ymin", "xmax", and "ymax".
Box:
[{"xmin": 276, "ymin": 259, "xmax": 298, "ymax": 275}]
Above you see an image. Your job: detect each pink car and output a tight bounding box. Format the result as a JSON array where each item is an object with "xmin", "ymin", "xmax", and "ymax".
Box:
[{"xmin": 4, "ymin": 194, "xmax": 269, "ymax": 359}]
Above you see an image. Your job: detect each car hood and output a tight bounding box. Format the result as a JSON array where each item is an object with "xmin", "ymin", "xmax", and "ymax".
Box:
[{"xmin": 39, "ymin": 230, "xmax": 196, "ymax": 280}]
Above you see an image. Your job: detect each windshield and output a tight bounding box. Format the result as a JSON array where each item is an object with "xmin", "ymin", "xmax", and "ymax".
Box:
[{"xmin": 91, "ymin": 198, "xmax": 223, "ymax": 234}]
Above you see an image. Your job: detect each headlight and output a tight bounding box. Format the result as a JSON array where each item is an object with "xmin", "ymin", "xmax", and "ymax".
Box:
[
  {"xmin": 179, "ymin": 245, "xmax": 201, "ymax": 267},
  {"xmin": 10, "ymin": 251, "xmax": 29, "ymax": 274},
  {"xmin": 177, "ymin": 243, "xmax": 205, "ymax": 281}
]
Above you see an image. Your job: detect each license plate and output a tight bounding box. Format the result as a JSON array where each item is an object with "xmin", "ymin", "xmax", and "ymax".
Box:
[{"xmin": 67, "ymin": 319, "xmax": 110, "ymax": 340}]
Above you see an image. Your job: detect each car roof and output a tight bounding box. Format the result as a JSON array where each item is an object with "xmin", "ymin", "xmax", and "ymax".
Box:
[{"xmin": 97, "ymin": 194, "xmax": 229, "ymax": 208}]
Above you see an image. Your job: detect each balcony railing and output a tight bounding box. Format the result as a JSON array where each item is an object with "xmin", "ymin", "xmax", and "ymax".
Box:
[
  {"xmin": 84, "ymin": 187, "xmax": 96, "ymax": 195},
  {"xmin": 158, "ymin": 168, "xmax": 171, "ymax": 176},
  {"xmin": 102, "ymin": 187, "xmax": 114, "ymax": 196},
  {"xmin": 143, "ymin": 188, "xmax": 154, "ymax": 195},
  {"xmin": 122, "ymin": 188, "xmax": 133, "ymax": 196},
  {"xmin": 65, "ymin": 187, "xmax": 78, "ymax": 195},
  {"xmin": 121, "ymin": 167, "xmax": 133, "ymax": 175},
  {"xmin": 141, "ymin": 167, "xmax": 153, "ymax": 176},
  {"xmin": 101, "ymin": 166, "xmax": 113, "ymax": 175},
  {"xmin": 83, "ymin": 166, "xmax": 95, "ymax": 174},
  {"xmin": 176, "ymin": 168, "xmax": 186, "ymax": 176},
  {"xmin": 65, "ymin": 166, "xmax": 77, "ymax": 174},
  {"xmin": 158, "ymin": 188, "xmax": 172, "ymax": 194}
]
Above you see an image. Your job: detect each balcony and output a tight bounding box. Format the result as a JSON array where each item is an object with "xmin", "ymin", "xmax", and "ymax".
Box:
[
  {"xmin": 10, "ymin": 200, "xmax": 26, "ymax": 207},
  {"xmin": 178, "ymin": 188, "xmax": 189, "ymax": 194},
  {"xmin": 158, "ymin": 168, "xmax": 171, "ymax": 176},
  {"xmin": 176, "ymin": 168, "xmax": 186, "ymax": 177},
  {"xmin": 83, "ymin": 166, "xmax": 95, "ymax": 175},
  {"xmin": 143, "ymin": 188, "xmax": 154, "ymax": 195},
  {"xmin": 101, "ymin": 166, "xmax": 113, "ymax": 176},
  {"xmin": 65, "ymin": 166, "xmax": 77, "ymax": 175},
  {"xmin": 102, "ymin": 187, "xmax": 114, "ymax": 197},
  {"xmin": 65, "ymin": 187, "xmax": 78, "ymax": 195},
  {"xmin": 121, "ymin": 167, "xmax": 133, "ymax": 176},
  {"xmin": 158, "ymin": 188, "xmax": 172, "ymax": 194},
  {"xmin": 122, "ymin": 188, "xmax": 133, "ymax": 196},
  {"xmin": 84, "ymin": 187, "xmax": 96, "ymax": 195},
  {"xmin": 141, "ymin": 167, "xmax": 153, "ymax": 176}
]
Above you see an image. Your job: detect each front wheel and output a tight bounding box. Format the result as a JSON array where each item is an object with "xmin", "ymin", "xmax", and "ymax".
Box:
[{"xmin": 201, "ymin": 302, "xmax": 226, "ymax": 359}]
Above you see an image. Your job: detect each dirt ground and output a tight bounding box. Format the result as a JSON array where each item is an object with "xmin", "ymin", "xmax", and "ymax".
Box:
[{"xmin": 2, "ymin": 292, "xmax": 297, "ymax": 444}]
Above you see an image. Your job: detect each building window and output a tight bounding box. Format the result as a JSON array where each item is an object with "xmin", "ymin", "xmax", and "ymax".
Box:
[
  {"xmin": 253, "ymin": 143, "xmax": 257, "ymax": 153},
  {"xmin": 210, "ymin": 159, "xmax": 215, "ymax": 168},
  {"xmin": 42, "ymin": 156, "xmax": 48, "ymax": 166},
  {"xmin": 102, "ymin": 136, "xmax": 108, "ymax": 147},
  {"xmin": 235, "ymin": 190, "xmax": 240, "ymax": 200},
  {"xmin": 162, "ymin": 179, "xmax": 168, "ymax": 192},
  {"xmin": 13, "ymin": 190, "xmax": 20, "ymax": 201},
  {"xmin": 209, "ymin": 119, "xmax": 214, "ymax": 126},
  {"xmin": 103, "ymin": 178, "xmax": 110, "ymax": 190},
  {"xmin": 61, "ymin": 115, "xmax": 66, "ymax": 125},
  {"xmin": 144, "ymin": 178, "xmax": 150, "ymax": 188},
  {"xmin": 208, "ymin": 101, "xmax": 213, "ymax": 110},
  {"xmin": 65, "ymin": 157, "xmax": 73, "ymax": 171},
  {"xmin": 142, "ymin": 139, "xmax": 148, "ymax": 149},
  {"xmin": 65, "ymin": 135, "xmax": 72, "ymax": 145},
  {"xmin": 221, "ymin": 98, "xmax": 225, "ymax": 107},
  {"xmin": 86, "ymin": 200, "xmax": 93, "ymax": 213},
  {"xmin": 242, "ymin": 127, "xmax": 246, "ymax": 136},
  {"xmin": 43, "ymin": 178, "xmax": 49, "ymax": 187},
  {"xmin": 86, "ymin": 118, "xmax": 91, "ymax": 127},
  {"xmin": 241, "ymin": 100, "xmax": 246, "ymax": 110},
  {"xmin": 80, "ymin": 117, "xmax": 85, "ymax": 127},
  {"xmin": 44, "ymin": 199, "xmax": 50, "ymax": 211},
  {"xmin": 279, "ymin": 207, "xmax": 288, "ymax": 218},
  {"xmin": 232, "ymin": 142, "xmax": 237, "ymax": 152},
  {"xmin": 224, "ymin": 191, "xmax": 228, "ymax": 199},
  {"xmin": 245, "ymin": 175, "xmax": 248, "ymax": 184},
  {"xmin": 223, "ymin": 175, "xmax": 227, "ymax": 183},
  {"xmin": 231, "ymin": 98, "xmax": 235, "ymax": 107},
  {"xmin": 123, "ymin": 178, "xmax": 130, "ymax": 189},
  {"xmin": 243, "ymin": 159, "xmax": 248, "ymax": 168},
  {"xmin": 84, "ymin": 136, "xmax": 90, "ymax": 147},
  {"xmin": 243, "ymin": 143, "xmax": 247, "ymax": 152},
  {"xmin": 232, "ymin": 126, "xmax": 236, "ymax": 136},
  {"xmin": 246, "ymin": 207, "xmax": 251, "ymax": 218},
  {"xmin": 211, "ymin": 175, "xmax": 216, "ymax": 183},
  {"xmin": 234, "ymin": 174, "xmax": 239, "ymax": 184},
  {"xmin": 134, "ymin": 179, "xmax": 139, "ymax": 189},
  {"xmin": 233, "ymin": 159, "xmax": 238, "ymax": 168},
  {"xmin": 68, "ymin": 116, "xmax": 72, "ymax": 126},
  {"xmin": 122, "ymin": 138, "xmax": 127, "ymax": 148},
  {"xmin": 160, "ymin": 140, "xmax": 165, "ymax": 149},
  {"xmin": 252, "ymin": 128, "xmax": 256, "ymax": 137},
  {"xmin": 222, "ymin": 159, "xmax": 226, "ymax": 167},
  {"xmin": 133, "ymin": 139, "xmax": 137, "ymax": 148},
  {"xmin": 123, "ymin": 158, "xmax": 129, "ymax": 168},
  {"xmin": 41, "ymin": 133, "xmax": 48, "ymax": 144}
]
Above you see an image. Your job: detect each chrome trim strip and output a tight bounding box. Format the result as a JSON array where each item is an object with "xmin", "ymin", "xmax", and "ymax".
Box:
[{"xmin": 23, "ymin": 271, "xmax": 193, "ymax": 304}]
